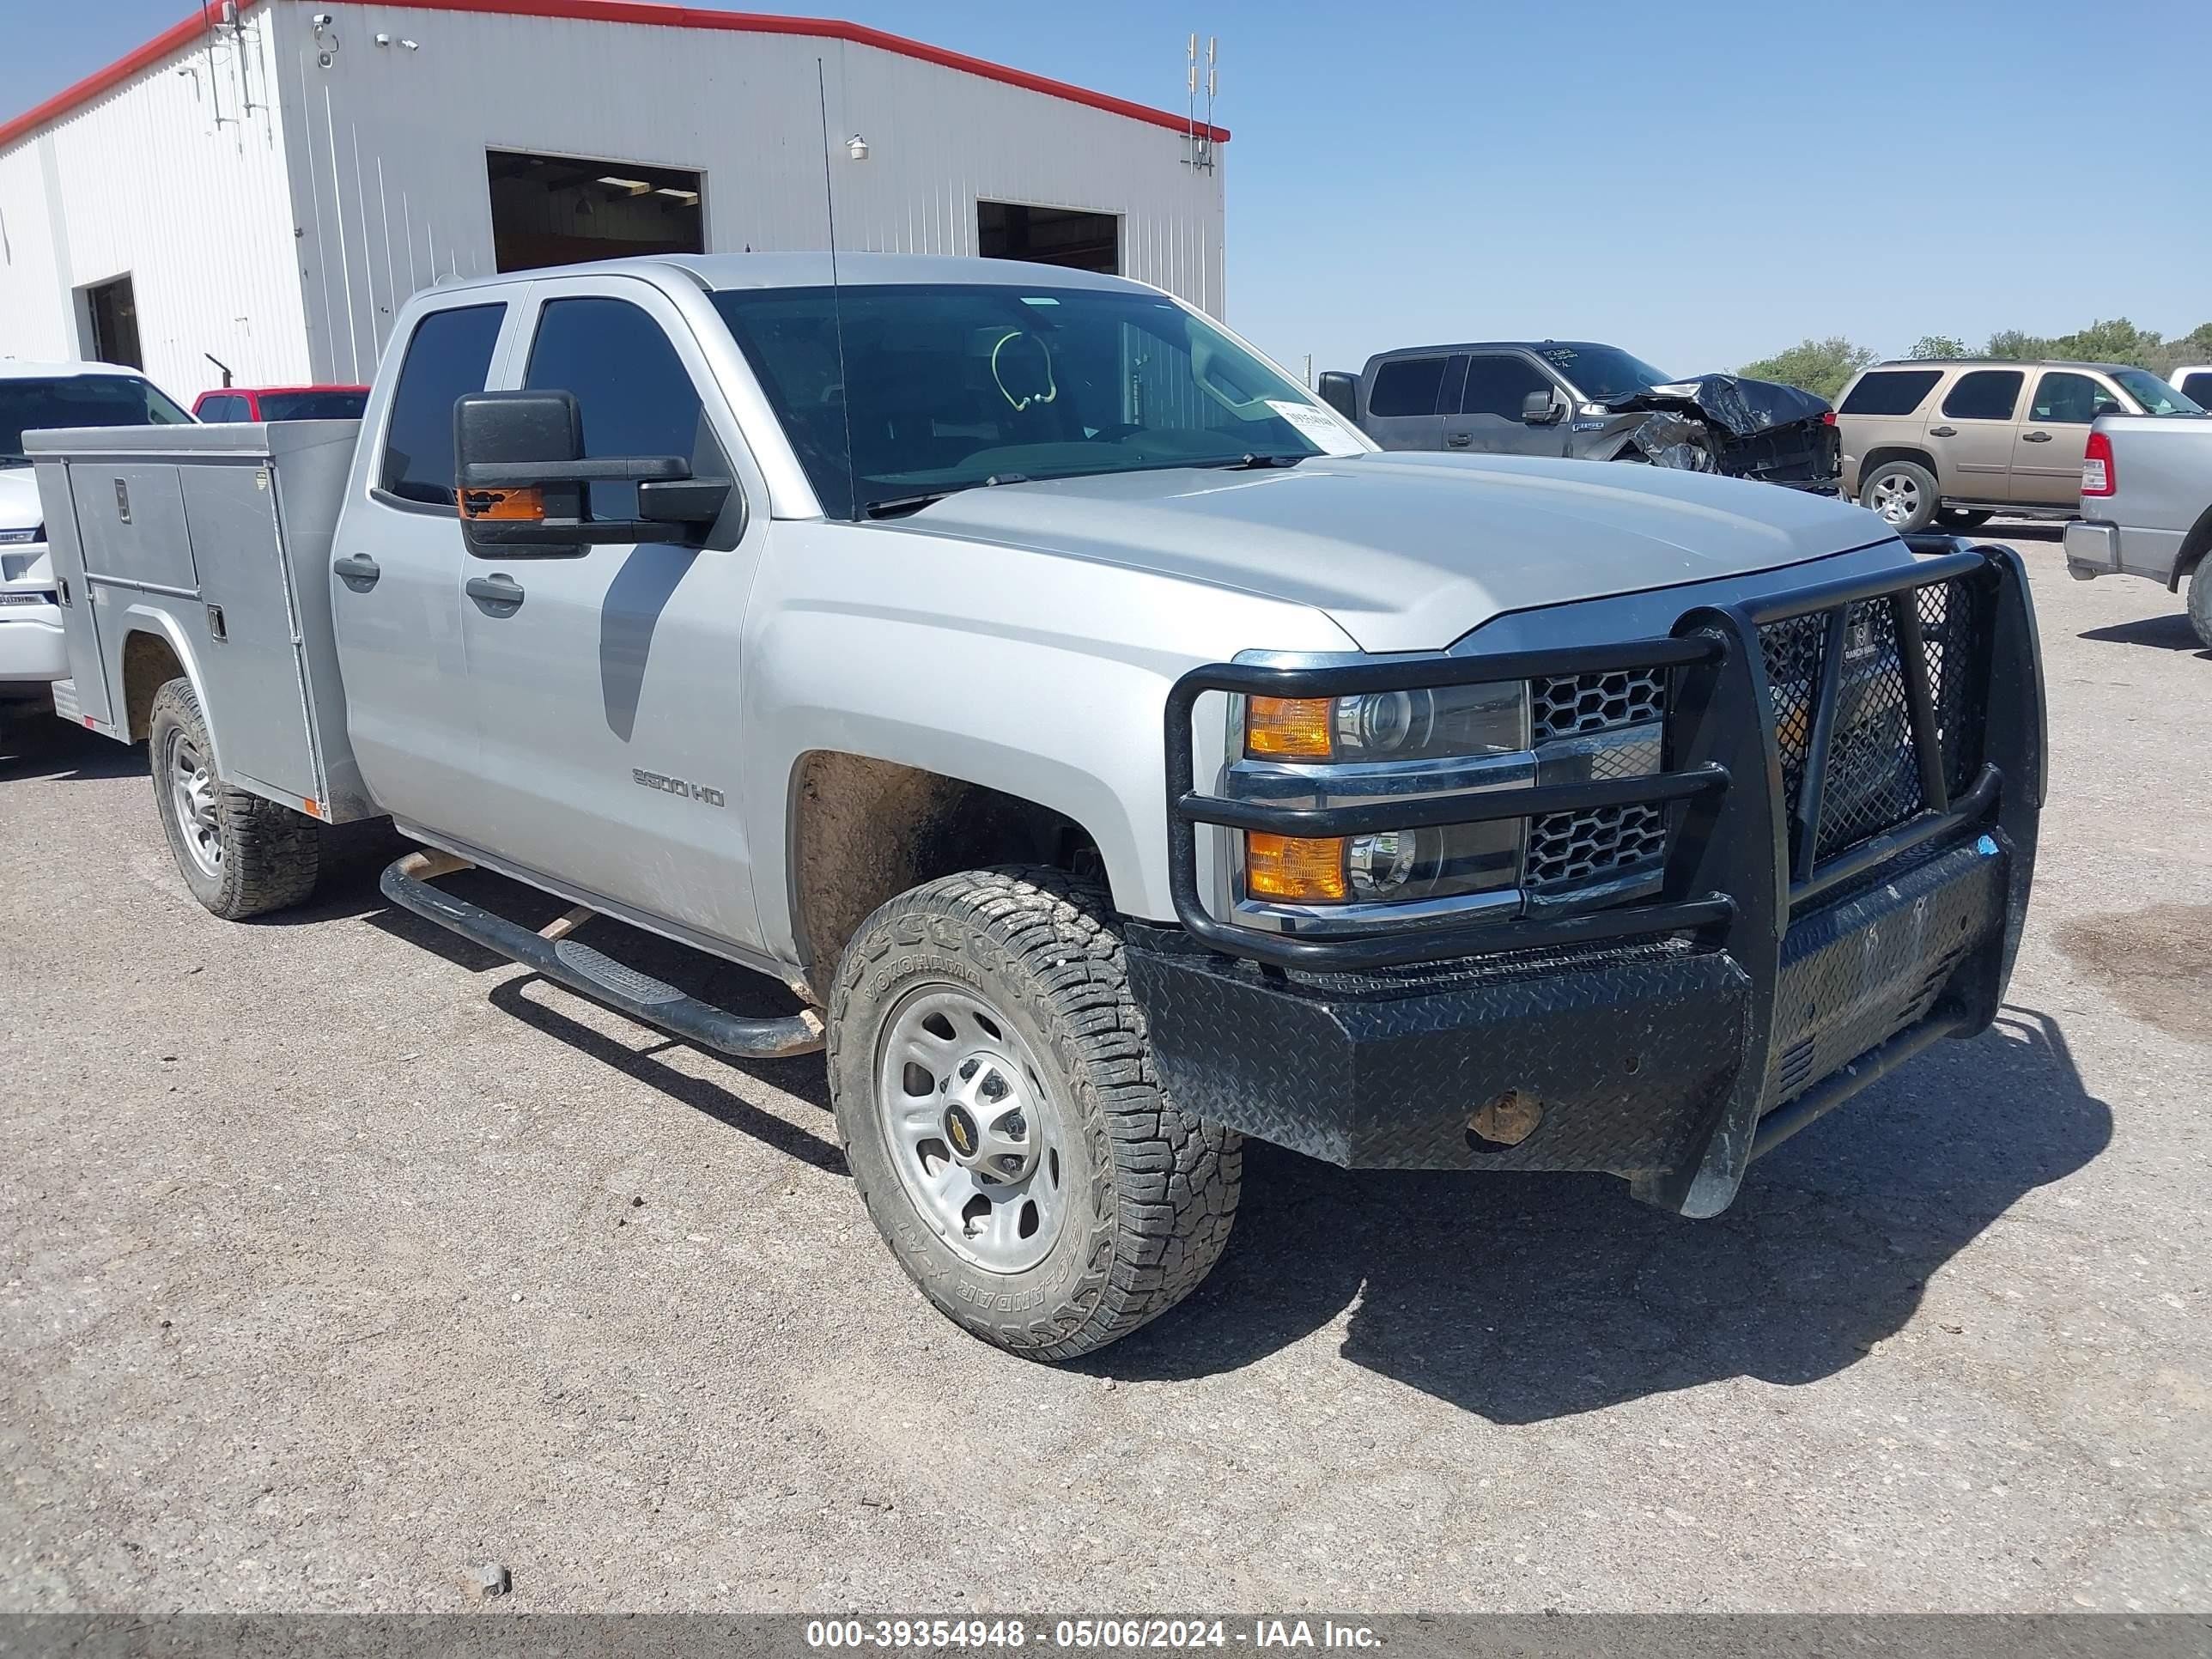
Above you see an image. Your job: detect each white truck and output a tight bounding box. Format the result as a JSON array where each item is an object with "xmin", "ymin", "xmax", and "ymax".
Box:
[
  {"xmin": 2064, "ymin": 410, "xmax": 2212, "ymax": 647},
  {"xmin": 29, "ymin": 253, "xmax": 2045, "ymax": 1358}
]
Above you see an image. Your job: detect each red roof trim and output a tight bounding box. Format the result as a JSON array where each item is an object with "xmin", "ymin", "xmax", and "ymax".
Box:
[
  {"xmin": 0, "ymin": 2, "xmax": 263, "ymax": 154},
  {"xmin": 0, "ymin": 0, "xmax": 1227, "ymax": 155}
]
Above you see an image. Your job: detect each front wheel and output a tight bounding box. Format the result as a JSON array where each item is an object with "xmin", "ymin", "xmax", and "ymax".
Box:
[
  {"xmin": 1860, "ymin": 459, "xmax": 1940, "ymax": 533},
  {"xmin": 149, "ymin": 677, "xmax": 320, "ymax": 919},
  {"xmin": 829, "ymin": 867, "xmax": 1241, "ymax": 1359}
]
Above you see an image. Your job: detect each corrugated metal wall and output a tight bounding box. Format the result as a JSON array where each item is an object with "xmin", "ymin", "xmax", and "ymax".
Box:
[
  {"xmin": 279, "ymin": 2, "xmax": 1227, "ymax": 385},
  {"xmin": 0, "ymin": 9, "xmax": 309, "ymax": 401}
]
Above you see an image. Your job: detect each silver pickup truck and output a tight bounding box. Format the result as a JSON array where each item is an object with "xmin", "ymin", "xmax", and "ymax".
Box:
[
  {"xmin": 2063, "ymin": 412, "xmax": 2212, "ymax": 647},
  {"xmin": 29, "ymin": 254, "xmax": 2045, "ymax": 1359}
]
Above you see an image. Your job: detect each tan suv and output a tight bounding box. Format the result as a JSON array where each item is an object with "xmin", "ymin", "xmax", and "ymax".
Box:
[{"xmin": 1836, "ymin": 359, "xmax": 2203, "ymax": 532}]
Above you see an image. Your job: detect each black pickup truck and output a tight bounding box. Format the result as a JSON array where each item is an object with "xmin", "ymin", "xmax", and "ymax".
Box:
[{"xmin": 1321, "ymin": 339, "xmax": 1842, "ymax": 493}]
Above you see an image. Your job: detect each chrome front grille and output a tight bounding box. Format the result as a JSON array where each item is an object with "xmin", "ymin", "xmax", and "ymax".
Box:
[{"xmin": 1527, "ymin": 672, "xmax": 1668, "ymax": 896}]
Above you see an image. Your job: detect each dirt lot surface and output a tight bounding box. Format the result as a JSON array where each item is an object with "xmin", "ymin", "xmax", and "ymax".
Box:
[{"xmin": 3, "ymin": 527, "xmax": 2208, "ymax": 1613}]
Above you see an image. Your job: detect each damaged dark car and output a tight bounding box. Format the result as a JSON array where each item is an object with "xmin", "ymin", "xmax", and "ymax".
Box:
[{"xmin": 1320, "ymin": 339, "xmax": 1842, "ymax": 492}]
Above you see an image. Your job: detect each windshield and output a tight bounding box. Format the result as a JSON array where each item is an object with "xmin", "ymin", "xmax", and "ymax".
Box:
[
  {"xmin": 260, "ymin": 389, "xmax": 368, "ymax": 421},
  {"xmin": 0, "ymin": 374, "xmax": 193, "ymax": 465},
  {"xmin": 710, "ymin": 283, "xmax": 1349, "ymax": 518},
  {"xmin": 1533, "ymin": 343, "xmax": 1674, "ymax": 401},
  {"xmin": 2112, "ymin": 368, "xmax": 2204, "ymax": 416}
]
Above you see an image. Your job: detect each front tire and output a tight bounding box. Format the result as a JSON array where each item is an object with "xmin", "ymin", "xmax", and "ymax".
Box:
[
  {"xmin": 149, "ymin": 677, "xmax": 320, "ymax": 919},
  {"xmin": 2190, "ymin": 565, "xmax": 2212, "ymax": 651},
  {"xmin": 1860, "ymin": 459, "xmax": 1940, "ymax": 533},
  {"xmin": 829, "ymin": 867, "xmax": 1241, "ymax": 1359}
]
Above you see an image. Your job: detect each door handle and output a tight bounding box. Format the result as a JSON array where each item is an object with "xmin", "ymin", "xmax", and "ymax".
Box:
[
  {"xmin": 466, "ymin": 573, "xmax": 526, "ymax": 611},
  {"xmin": 1445, "ymin": 431, "xmax": 1474, "ymax": 447},
  {"xmin": 332, "ymin": 553, "xmax": 380, "ymax": 589},
  {"xmin": 2021, "ymin": 430, "xmax": 2053, "ymax": 443},
  {"xmin": 1928, "ymin": 425, "xmax": 1957, "ymax": 437}
]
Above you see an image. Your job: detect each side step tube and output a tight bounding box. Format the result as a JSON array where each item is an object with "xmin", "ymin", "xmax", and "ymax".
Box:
[{"xmin": 380, "ymin": 851, "xmax": 825, "ymax": 1060}]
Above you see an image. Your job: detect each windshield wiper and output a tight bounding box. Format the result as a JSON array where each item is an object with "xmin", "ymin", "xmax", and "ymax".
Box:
[
  {"xmin": 1200, "ymin": 453, "xmax": 1310, "ymax": 471},
  {"xmin": 860, "ymin": 473, "xmax": 1034, "ymax": 520}
]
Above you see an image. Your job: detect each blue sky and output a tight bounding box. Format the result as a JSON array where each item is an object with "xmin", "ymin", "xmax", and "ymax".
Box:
[{"xmin": 9, "ymin": 0, "xmax": 2209, "ymax": 379}]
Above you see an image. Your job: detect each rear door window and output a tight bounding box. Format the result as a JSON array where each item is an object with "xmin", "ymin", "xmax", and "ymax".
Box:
[
  {"xmin": 1367, "ymin": 356, "xmax": 1447, "ymax": 417},
  {"xmin": 523, "ymin": 295, "xmax": 728, "ymax": 520},
  {"xmin": 1838, "ymin": 369, "xmax": 1942, "ymax": 416},
  {"xmin": 379, "ymin": 304, "xmax": 507, "ymax": 507},
  {"xmin": 1460, "ymin": 354, "xmax": 1553, "ymax": 418},
  {"xmin": 2181, "ymin": 371, "xmax": 2212, "ymax": 405},
  {"xmin": 198, "ymin": 393, "xmax": 247, "ymax": 422},
  {"xmin": 1939, "ymin": 370, "xmax": 2023, "ymax": 422},
  {"xmin": 2028, "ymin": 371, "xmax": 2124, "ymax": 424}
]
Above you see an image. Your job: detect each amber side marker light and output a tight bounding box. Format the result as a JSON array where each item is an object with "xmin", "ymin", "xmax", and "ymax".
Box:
[
  {"xmin": 1245, "ymin": 696, "xmax": 1334, "ymax": 759},
  {"xmin": 460, "ymin": 486, "xmax": 545, "ymax": 521},
  {"xmin": 1245, "ymin": 832, "xmax": 1349, "ymax": 902}
]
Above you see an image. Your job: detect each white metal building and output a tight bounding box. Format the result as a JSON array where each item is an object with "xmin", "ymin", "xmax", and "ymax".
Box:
[{"xmin": 0, "ymin": 0, "xmax": 1229, "ymax": 403}]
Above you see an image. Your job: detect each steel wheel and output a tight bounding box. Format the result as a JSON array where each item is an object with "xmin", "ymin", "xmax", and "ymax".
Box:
[
  {"xmin": 875, "ymin": 983, "xmax": 1067, "ymax": 1273},
  {"xmin": 164, "ymin": 727, "xmax": 222, "ymax": 881},
  {"xmin": 1868, "ymin": 470, "xmax": 1923, "ymax": 526}
]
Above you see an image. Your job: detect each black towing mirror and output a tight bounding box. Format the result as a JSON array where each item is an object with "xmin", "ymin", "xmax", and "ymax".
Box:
[
  {"xmin": 452, "ymin": 389, "xmax": 738, "ymax": 559},
  {"xmin": 1316, "ymin": 370, "xmax": 1360, "ymax": 423}
]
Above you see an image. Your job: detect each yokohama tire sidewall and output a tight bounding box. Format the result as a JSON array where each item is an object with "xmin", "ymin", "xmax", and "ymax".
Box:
[{"xmin": 832, "ymin": 904, "xmax": 1116, "ymax": 1346}]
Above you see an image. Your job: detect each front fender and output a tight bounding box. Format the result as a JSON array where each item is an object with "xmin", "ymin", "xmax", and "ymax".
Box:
[{"xmin": 740, "ymin": 521, "xmax": 1358, "ymax": 963}]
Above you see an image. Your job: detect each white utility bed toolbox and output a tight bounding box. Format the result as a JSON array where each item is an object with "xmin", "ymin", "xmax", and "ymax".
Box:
[{"xmin": 26, "ymin": 422, "xmax": 374, "ymax": 822}]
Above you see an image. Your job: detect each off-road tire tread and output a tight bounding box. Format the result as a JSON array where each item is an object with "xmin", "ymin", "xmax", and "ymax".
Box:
[
  {"xmin": 829, "ymin": 866, "xmax": 1241, "ymax": 1360},
  {"xmin": 149, "ymin": 677, "xmax": 319, "ymax": 919},
  {"xmin": 2189, "ymin": 566, "xmax": 2212, "ymax": 652}
]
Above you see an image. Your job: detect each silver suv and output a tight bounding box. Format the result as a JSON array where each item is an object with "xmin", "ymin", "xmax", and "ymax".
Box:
[{"xmin": 1837, "ymin": 359, "xmax": 2202, "ymax": 532}]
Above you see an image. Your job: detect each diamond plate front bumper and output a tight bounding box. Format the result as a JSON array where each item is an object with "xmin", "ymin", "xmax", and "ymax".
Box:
[{"xmin": 1140, "ymin": 539, "xmax": 2045, "ymax": 1218}]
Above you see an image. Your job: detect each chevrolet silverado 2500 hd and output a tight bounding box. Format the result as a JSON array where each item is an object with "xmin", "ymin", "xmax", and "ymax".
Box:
[{"xmin": 29, "ymin": 254, "xmax": 2045, "ymax": 1359}]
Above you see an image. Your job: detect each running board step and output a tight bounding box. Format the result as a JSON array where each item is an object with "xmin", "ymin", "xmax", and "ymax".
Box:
[{"xmin": 380, "ymin": 852, "xmax": 824, "ymax": 1060}]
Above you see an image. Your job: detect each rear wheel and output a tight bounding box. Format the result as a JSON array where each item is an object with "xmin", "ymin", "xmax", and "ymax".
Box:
[
  {"xmin": 2189, "ymin": 565, "xmax": 2212, "ymax": 651},
  {"xmin": 1937, "ymin": 507, "xmax": 1993, "ymax": 531},
  {"xmin": 149, "ymin": 677, "xmax": 320, "ymax": 919},
  {"xmin": 829, "ymin": 866, "xmax": 1241, "ymax": 1359},
  {"xmin": 1860, "ymin": 459, "xmax": 1940, "ymax": 533}
]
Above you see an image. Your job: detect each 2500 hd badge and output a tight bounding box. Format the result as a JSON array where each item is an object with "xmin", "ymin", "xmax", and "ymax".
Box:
[{"xmin": 631, "ymin": 767, "xmax": 726, "ymax": 807}]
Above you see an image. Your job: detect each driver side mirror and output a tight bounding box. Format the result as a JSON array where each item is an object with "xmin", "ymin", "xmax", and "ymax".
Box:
[
  {"xmin": 452, "ymin": 389, "xmax": 737, "ymax": 559},
  {"xmin": 1521, "ymin": 389, "xmax": 1564, "ymax": 425},
  {"xmin": 1316, "ymin": 371, "xmax": 1360, "ymax": 423}
]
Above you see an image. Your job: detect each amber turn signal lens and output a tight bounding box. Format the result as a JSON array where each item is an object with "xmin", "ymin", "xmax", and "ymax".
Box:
[
  {"xmin": 1244, "ymin": 696, "xmax": 1334, "ymax": 759},
  {"xmin": 460, "ymin": 485, "xmax": 544, "ymax": 521},
  {"xmin": 1245, "ymin": 832, "xmax": 1349, "ymax": 902}
]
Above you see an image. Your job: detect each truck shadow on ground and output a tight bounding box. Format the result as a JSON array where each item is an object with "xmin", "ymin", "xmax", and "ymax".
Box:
[
  {"xmin": 2077, "ymin": 612, "xmax": 2210, "ymax": 656},
  {"xmin": 1090, "ymin": 1007, "xmax": 2109, "ymax": 1423},
  {"xmin": 0, "ymin": 714, "xmax": 143, "ymax": 782}
]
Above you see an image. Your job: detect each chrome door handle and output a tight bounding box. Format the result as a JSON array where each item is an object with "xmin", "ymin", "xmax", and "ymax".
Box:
[
  {"xmin": 2021, "ymin": 430, "xmax": 2053, "ymax": 443},
  {"xmin": 1928, "ymin": 425, "xmax": 1957, "ymax": 436},
  {"xmin": 466, "ymin": 573, "xmax": 526, "ymax": 611},
  {"xmin": 332, "ymin": 553, "xmax": 380, "ymax": 589}
]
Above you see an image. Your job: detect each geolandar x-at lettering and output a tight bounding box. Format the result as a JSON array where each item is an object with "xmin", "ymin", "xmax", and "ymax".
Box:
[{"xmin": 631, "ymin": 767, "xmax": 726, "ymax": 807}]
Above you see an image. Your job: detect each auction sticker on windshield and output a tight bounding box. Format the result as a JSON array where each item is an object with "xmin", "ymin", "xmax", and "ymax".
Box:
[{"xmin": 1265, "ymin": 400, "xmax": 1366, "ymax": 457}]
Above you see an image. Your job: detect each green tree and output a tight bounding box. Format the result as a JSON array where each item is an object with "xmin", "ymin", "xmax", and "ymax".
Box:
[
  {"xmin": 1984, "ymin": 329, "xmax": 2050, "ymax": 360},
  {"xmin": 2048, "ymin": 317, "xmax": 2162, "ymax": 368},
  {"xmin": 2149, "ymin": 322, "xmax": 2212, "ymax": 378},
  {"xmin": 1735, "ymin": 337, "xmax": 1876, "ymax": 402},
  {"xmin": 1908, "ymin": 335, "xmax": 1966, "ymax": 359}
]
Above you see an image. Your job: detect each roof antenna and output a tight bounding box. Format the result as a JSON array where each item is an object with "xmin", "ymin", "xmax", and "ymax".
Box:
[{"xmin": 815, "ymin": 57, "xmax": 859, "ymax": 520}]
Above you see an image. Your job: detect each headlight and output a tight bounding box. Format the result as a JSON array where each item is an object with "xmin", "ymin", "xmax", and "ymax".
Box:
[
  {"xmin": 0, "ymin": 524, "xmax": 42, "ymax": 547},
  {"xmin": 1244, "ymin": 681, "xmax": 1525, "ymax": 763},
  {"xmin": 1237, "ymin": 678, "xmax": 1530, "ymax": 908}
]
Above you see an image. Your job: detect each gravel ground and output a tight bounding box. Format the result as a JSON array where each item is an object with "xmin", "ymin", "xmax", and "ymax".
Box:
[{"xmin": 2, "ymin": 527, "xmax": 2208, "ymax": 1613}]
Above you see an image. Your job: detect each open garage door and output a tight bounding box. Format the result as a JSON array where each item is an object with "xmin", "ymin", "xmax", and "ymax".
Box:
[
  {"xmin": 977, "ymin": 202, "xmax": 1119, "ymax": 274},
  {"xmin": 488, "ymin": 150, "xmax": 705, "ymax": 274}
]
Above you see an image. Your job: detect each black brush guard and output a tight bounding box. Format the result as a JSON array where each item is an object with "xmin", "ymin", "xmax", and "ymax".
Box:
[{"xmin": 1127, "ymin": 539, "xmax": 2045, "ymax": 1218}]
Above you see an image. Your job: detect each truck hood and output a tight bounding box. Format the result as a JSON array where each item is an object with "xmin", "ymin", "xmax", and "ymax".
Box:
[
  {"xmin": 895, "ymin": 452, "xmax": 1893, "ymax": 653},
  {"xmin": 0, "ymin": 467, "xmax": 39, "ymax": 532}
]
